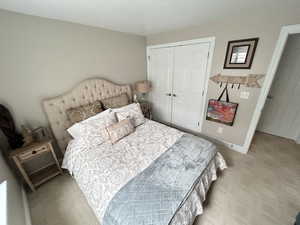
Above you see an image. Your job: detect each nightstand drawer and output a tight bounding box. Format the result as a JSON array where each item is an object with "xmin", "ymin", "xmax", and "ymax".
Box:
[{"xmin": 18, "ymin": 145, "xmax": 49, "ymax": 161}]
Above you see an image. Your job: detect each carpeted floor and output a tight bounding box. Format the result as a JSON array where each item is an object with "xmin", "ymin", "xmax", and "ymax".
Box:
[{"xmin": 28, "ymin": 132, "xmax": 300, "ymax": 225}]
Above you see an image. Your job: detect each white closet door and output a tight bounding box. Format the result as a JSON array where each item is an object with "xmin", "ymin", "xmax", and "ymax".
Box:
[
  {"xmin": 171, "ymin": 43, "xmax": 210, "ymax": 132},
  {"xmin": 148, "ymin": 47, "xmax": 173, "ymax": 124}
]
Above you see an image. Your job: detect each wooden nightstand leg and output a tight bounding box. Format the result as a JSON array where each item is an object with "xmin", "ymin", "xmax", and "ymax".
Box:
[
  {"xmin": 49, "ymin": 144, "xmax": 63, "ymax": 174},
  {"xmin": 13, "ymin": 156, "xmax": 36, "ymax": 192}
]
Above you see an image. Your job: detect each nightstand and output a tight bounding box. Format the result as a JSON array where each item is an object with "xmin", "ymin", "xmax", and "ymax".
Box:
[
  {"xmin": 139, "ymin": 101, "xmax": 152, "ymax": 119},
  {"xmin": 10, "ymin": 139, "xmax": 63, "ymax": 192}
]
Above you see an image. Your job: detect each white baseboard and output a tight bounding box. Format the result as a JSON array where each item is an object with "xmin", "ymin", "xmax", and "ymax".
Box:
[
  {"xmin": 221, "ymin": 140, "xmax": 248, "ymax": 154},
  {"xmin": 196, "ymin": 132, "xmax": 248, "ymax": 154},
  {"xmin": 21, "ymin": 186, "xmax": 32, "ymax": 225},
  {"xmin": 151, "ymin": 121, "xmax": 249, "ymax": 154}
]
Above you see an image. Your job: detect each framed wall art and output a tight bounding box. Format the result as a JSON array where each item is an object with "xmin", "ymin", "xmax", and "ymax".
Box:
[{"xmin": 223, "ymin": 38, "xmax": 259, "ymax": 69}]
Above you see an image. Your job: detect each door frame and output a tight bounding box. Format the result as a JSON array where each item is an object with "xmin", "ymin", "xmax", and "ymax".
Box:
[
  {"xmin": 243, "ymin": 24, "xmax": 300, "ymax": 152},
  {"xmin": 146, "ymin": 37, "xmax": 215, "ymax": 132}
]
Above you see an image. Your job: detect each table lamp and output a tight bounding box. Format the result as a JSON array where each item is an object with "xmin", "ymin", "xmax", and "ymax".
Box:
[{"xmin": 134, "ymin": 80, "xmax": 151, "ymax": 102}]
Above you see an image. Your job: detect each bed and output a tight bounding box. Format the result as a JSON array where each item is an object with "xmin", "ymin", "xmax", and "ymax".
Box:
[{"xmin": 43, "ymin": 78, "xmax": 227, "ymax": 225}]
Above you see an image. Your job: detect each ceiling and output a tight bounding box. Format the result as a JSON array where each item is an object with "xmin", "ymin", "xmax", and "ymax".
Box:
[{"xmin": 0, "ymin": 0, "xmax": 299, "ymax": 35}]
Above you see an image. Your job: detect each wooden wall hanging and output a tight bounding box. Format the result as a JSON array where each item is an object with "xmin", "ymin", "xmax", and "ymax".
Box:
[{"xmin": 210, "ymin": 74, "xmax": 265, "ymax": 88}]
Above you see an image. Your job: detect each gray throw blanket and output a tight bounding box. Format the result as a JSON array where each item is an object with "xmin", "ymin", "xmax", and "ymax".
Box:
[{"xmin": 103, "ymin": 134, "xmax": 217, "ymax": 225}]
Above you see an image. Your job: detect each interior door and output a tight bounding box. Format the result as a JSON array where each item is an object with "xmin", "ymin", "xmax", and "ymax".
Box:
[
  {"xmin": 148, "ymin": 47, "xmax": 173, "ymax": 124},
  {"xmin": 171, "ymin": 43, "xmax": 210, "ymax": 132},
  {"xmin": 257, "ymin": 34, "xmax": 300, "ymax": 140}
]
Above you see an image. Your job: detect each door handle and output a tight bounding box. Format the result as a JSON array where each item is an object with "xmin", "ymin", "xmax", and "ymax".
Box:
[{"xmin": 165, "ymin": 93, "xmax": 171, "ymax": 96}]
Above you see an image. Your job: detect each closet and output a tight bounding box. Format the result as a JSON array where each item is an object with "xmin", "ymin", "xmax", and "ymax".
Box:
[{"xmin": 147, "ymin": 40, "xmax": 212, "ymax": 132}]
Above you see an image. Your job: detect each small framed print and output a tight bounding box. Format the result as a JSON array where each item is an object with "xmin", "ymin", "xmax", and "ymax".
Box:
[{"xmin": 223, "ymin": 38, "xmax": 259, "ymax": 69}]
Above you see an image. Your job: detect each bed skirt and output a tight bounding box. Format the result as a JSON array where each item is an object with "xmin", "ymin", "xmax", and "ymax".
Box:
[{"xmin": 170, "ymin": 152, "xmax": 227, "ymax": 225}]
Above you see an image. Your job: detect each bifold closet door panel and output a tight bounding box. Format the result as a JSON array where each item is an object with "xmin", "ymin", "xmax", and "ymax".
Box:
[
  {"xmin": 148, "ymin": 47, "xmax": 173, "ymax": 123},
  {"xmin": 171, "ymin": 43, "xmax": 210, "ymax": 132}
]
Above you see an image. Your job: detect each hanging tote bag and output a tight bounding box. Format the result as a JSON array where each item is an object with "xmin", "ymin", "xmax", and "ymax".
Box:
[{"xmin": 206, "ymin": 85, "xmax": 238, "ymax": 126}]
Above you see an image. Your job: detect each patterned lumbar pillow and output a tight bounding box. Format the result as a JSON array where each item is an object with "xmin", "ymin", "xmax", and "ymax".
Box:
[
  {"xmin": 106, "ymin": 118, "xmax": 134, "ymax": 144},
  {"xmin": 66, "ymin": 100, "xmax": 103, "ymax": 124},
  {"xmin": 101, "ymin": 93, "xmax": 129, "ymax": 109},
  {"xmin": 114, "ymin": 103, "xmax": 145, "ymax": 127}
]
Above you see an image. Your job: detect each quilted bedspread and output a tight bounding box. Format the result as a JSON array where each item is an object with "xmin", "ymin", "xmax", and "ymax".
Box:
[
  {"xmin": 62, "ymin": 120, "xmax": 226, "ymax": 225},
  {"xmin": 102, "ymin": 134, "xmax": 217, "ymax": 225}
]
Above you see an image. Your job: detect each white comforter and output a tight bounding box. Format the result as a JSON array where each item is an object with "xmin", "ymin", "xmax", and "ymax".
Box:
[{"xmin": 62, "ymin": 119, "xmax": 226, "ymax": 225}]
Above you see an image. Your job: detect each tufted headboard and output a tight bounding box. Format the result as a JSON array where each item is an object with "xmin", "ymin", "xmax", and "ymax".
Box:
[{"xmin": 42, "ymin": 78, "xmax": 132, "ymax": 154}]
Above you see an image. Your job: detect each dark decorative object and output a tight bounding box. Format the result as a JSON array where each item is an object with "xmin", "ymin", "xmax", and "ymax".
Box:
[
  {"xmin": 295, "ymin": 212, "xmax": 300, "ymax": 225},
  {"xmin": 206, "ymin": 85, "xmax": 238, "ymax": 126},
  {"xmin": 21, "ymin": 125, "xmax": 34, "ymax": 146},
  {"xmin": 224, "ymin": 38, "xmax": 259, "ymax": 69},
  {"xmin": 0, "ymin": 104, "xmax": 24, "ymax": 149}
]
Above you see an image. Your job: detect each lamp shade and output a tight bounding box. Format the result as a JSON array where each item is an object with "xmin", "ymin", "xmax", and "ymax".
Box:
[{"xmin": 135, "ymin": 80, "xmax": 151, "ymax": 94}]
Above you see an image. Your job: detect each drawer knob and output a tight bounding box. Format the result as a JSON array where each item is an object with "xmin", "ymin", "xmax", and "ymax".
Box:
[{"xmin": 32, "ymin": 150, "xmax": 37, "ymax": 154}]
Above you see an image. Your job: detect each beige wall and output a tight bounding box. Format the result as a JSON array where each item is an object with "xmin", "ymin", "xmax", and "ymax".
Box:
[
  {"xmin": 0, "ymin": 9, "xmax": 146, "ymax": 129},
  {"xmin": 1, "ymin": 8, "xmax": 300, "ymax": 147},
  {"xmin": 147, "ymin": 10, "xmax": 300, "ymax": 146}
]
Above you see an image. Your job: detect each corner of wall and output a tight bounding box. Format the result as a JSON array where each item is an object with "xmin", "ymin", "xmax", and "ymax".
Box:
[{"xmin": 22, "ymin": 186, "xmax": 32, "ymax": 225}]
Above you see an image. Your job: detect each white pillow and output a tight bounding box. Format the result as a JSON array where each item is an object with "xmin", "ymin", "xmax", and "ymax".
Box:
[
  {"xmin": 67, "ymin": 109, "xmax": 117, "ymax": 144},
  {"xmin": 113, "ymin": 103, "xmax": 145, "ymax": 127}
]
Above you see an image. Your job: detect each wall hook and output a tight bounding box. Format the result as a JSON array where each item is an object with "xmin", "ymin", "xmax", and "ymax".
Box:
[{"xmin": 210, "ymin": 74, "xmax": 265, "ymax": 88}]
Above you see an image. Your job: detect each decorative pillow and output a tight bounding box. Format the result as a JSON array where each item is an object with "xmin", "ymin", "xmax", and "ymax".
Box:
[
  {"xmin": 101, "ymin": 93, "xmax": 129, "ymax": 109},
  {"xmin": 106, "ymin": 118, "xmax": 134, "ymax": 144},
  {"xmin": 67, "ymin": 109, "xmax": 117, "ymax": 145},
  {"xmin": 114, "ymin": 103, "xmax": 145, "ymax": 127},
  {"xmin": 66, "ymin": 100, "xmax": 103, "ymax": 124}
]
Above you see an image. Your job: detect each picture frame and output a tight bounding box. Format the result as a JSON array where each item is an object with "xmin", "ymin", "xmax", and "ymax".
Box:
[
  {"xmin": 32, "ymin": 127, "xmax": 51, "ymax": 141},
  {"xmin": 223, "ymin": 38, "xmax": 259, "ymax": 69}
]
